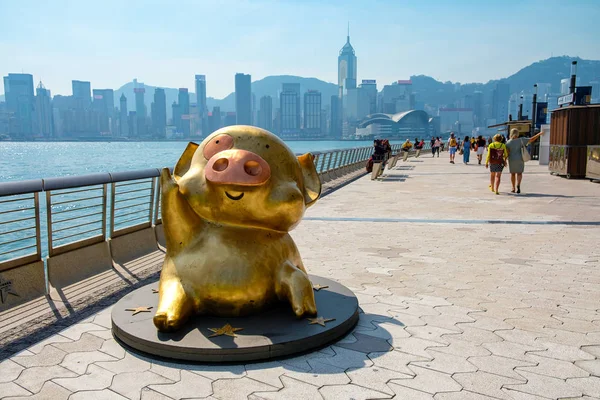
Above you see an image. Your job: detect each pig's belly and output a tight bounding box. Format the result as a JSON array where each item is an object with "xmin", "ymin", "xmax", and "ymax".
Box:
[{"xmin": 175, "ymin": 254, "xmax": 280, "ymax": 316}]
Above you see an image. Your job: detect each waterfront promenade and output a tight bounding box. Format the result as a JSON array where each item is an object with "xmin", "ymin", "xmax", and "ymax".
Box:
[{"xmin": 1, "ymin": 156, "xmax": 600, "ymax": 399}]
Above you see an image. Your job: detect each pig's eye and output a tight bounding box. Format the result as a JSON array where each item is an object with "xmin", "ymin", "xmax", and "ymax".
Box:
[
  {"xmin": 265, "ymin": 145, "xmax": 270, "ymax": 149},
  {"xmin": 203, "ymin": 134, "xmax": 234, "ymax": 160}
]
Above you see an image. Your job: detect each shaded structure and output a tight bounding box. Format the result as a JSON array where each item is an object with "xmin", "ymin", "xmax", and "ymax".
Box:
[{"xmin": 356, "ymin": 110, "xmax": 429, "ymax": 138}]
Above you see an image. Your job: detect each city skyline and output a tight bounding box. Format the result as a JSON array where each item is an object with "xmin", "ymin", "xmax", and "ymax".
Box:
[{"xmin": 1, "ymin": 0, "xmax": 599, "ymax": 98}]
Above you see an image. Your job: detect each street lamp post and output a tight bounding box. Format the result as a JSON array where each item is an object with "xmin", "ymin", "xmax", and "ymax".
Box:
[{"xmin": 531, "ymin": 84, "xmax": 538, "ymax": 136}]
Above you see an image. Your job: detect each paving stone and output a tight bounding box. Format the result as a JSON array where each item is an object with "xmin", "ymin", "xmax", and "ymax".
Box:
[
  {"xmin": 517, "ymin": 353, "xmax": 590, "ymax": 379},
  {"xmin": 389, "ymin": 365, "xmax": 462, "ymax": 394},
  {"xmin": 575, "ymin": 359, "xmax": 600, "ymax": 376},
  {"xmin": 467, "ymin": 355, "xmax": 534, "ymax": 381},
  {"xmin": 149, "ymin": 370, "xmax": 212, "ymax": 399},
  {"xmin": 100, "ymin": 338, "xmax": 127, "ymax": 359},
  {"xmin": 61, "ymin": 350, "xmax": 117, "ymax": 374},
  {"xmin": 434, "ymin": 391, "xmax": 498, "ymax": 400},
  {"xmin": 140, "ymin": 388, "xmax": 176, "ymax": 399},
  {"xmin": 451, "ymin": 371, "xmax": 523, "ymax": 400},
  {"xmin": 411, "ymin": 350, "xmax": 477, "ymax": 374},
  {"xmin": 278, "ymin": 348, "xmax": 335, "ymax": 371},
  {"xmin": 405, "ymin": 325, "xmax": 456, "ymax": 344},
  {"xmin": 52, "ymin": 332, "xmax": 105, "ymax": 353},
  {"xmin": 387, "ymin": 382, "xmax": 435, "ymax": 400},
  {"xmin": 96, "ymin": 352, "xmax": 151, "ymax": 374},
  {"xmin": 110, "ymin": 370, "xmax": 173, "ymax": 400},
  {"xmin": 495, "ymin": 329, "xmax": 551, "ymax": 348},
  {"xmin": 93, "ymin": 307, "xmax": 114, "ymax": 329},
  {"xmin": 27, "ymin": 335, "xmax": 73, "ymax": 354},
  {"xmin": 54, "ymin": 364, "xmax": 116, "ymax": 392},
  {"xmin": 245, "ymin": 361, "xmax": 293, "ymax": 389},
  {"xmin": 369, "ymin": 350, "xmax": 427, "ymax": 376},
  {"xmin": 482, "ymin": 341, "xmax": 544, "ymax": 362},
  {"xmin": 250, "ymin": 376, "xmax": 322, "ymax": 400},
  {"xmin": 336, "ymin": 331, "xmax": 393, "ymax": 353},
  {"xmin": 499, "ymin": 388, "xmax": 547, "ymax": 400},
  {"xmin": 3, "ymin": 381, "xmax": 71, "ymax": 400},
  {"xmin": 316, "ymin": 346, "xmax": 373, "ymax": 369},
  {"xmin": 390, "ymin": 337, "xmax": 448, "ymax": 358},
  {"xmin": 284, "ymin": 360, "xmax": 350, "ymax": 387},
  {"xmin": 528, "ymin": 340, "xmax": 595, "ymax": 362},
  {"xmin": 346, "ymin": 365, "xmax": 405, "ymax": 395},
  {"xmin": 58, "ymin": 322, "xmax": 107, "ymax": 340},
  {"xmin": 212, "ymin": 377, "xmax": 278, "ymax": 400},
  {"xmin": 15, "ymin": 364, "xmax": 77, "ymax": 393},
  {"xmin": 189, "ymin": 363, "xmax": 246, "ymax": 380},
  {"xmin": 442, "ymin": 327, "xmax": 503, "ymax": 346},
  {"xmin": 566, "ymin": 376, "xmax": 600, "ymax": 398},
  {"xmin": 420, "ymin": 313, "xmax": 474, "ymax": 332},
  {"xmin": 69, "ymin": 389, "xmax": 129, "ymax": 400},
  {"xmin": 11, "ymin": 344, "xmax": 67, "ymax": 368},
  {"xmin": 0, "ymin": 359, "xmax": 25, "ymax": 383},
  {"xmin": 319, "ymin": 383, "xmax": 392, "ymax": 399},
  {"xmin": 434, "ymin": 337, "xmax": 491, "ymax": 358},
  {"xmin": 503, "ymin": 370, "xmax": 583, "ymax": 398},
  {"xmin": 457, "ymin": 316, "xmax": 513, "ymax": 332},
  {"xmin": 0, "ymin": 382, "xmax": 32, "ymax": 398}
]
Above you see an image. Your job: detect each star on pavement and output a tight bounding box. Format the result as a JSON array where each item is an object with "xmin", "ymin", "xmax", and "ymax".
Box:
[
  {"xmin": 125, "ymin": 306, "xmax": 153, "ymax": 315},
  {"xmin": 312, "ymin": 284, "xmax": 329, "ymax": 291},
  {"xmin": 208, "ymin": 323, "xmax": 243, "ymax": 338},
  {"xmin": 307, "ymin": 316, "xmax": 335, "ymax": 327},
  {"xmin": 0, "ymin": 275, "xmax": 19, "ymax": 304}
]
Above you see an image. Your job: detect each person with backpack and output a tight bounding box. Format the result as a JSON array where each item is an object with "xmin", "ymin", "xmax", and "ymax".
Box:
[
  {"xmin": 414, "ymin": 138, "xmax": 424, "ymax": 158},
  {"xmin": 485, "ymin": 134, "xmax": 508, "ymax": 195},
  {"xmin": 447, "ymin": 133, "xmax": 458, "ymax": 164}
]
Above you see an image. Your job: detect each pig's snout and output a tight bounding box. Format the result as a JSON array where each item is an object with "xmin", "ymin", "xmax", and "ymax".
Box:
[{"xmin": 205, "ymin": 149, "xmax": 271, "ymax": 186}]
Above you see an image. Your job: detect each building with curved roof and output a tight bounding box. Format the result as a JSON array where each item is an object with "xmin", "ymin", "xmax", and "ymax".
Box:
[{"xmin": 355, "ymin": 110, "xmax": 430, "ymax": 139}]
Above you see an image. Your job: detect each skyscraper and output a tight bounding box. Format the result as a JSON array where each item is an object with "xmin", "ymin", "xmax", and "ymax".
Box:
[
  {"xmin": 119, "ymin": 94, "xmax": 128, "ymax": 137},
  {"xmin": 134, "ymin": 87, "xmax": 146, "ymax": 137},
  {"xmin": 151, "ymin": 88, "xmax": 167, "ymax": 138},
  {"xmin": 208, "ymin": 106, "xmax": 222, "ymax": 134},
  {"xmin": 35, "ymin": 81, "xmax": 53, "ymax": 138},
  {"xmin": 338, "ymin": 26, "xmax": 357, "ymax": 94},
  {"xmin": 72, "ymin": 80, "xmax": 91, "ymax": 109},
  {"xmin": 330, "ymin": 95, "xmax": 342, "ymax": 139},
  {"xmin": 257, "ymin": 95, "xmax": 273, "ymax": 131},
  {"xmin": 195, "ymin": 75, "xmax": 207, "ymax": 136},
  {"xmin": 3, "ymin": 73, "xmax": 35, "ymax": 138},
  {"xmin": 178, "ymin": 88, "xmax": 190, "ymax": 137},
  {"xmin": 303, "ymin": 90, "xmax": 322, "ymax": 138},
  {"xmin": 280, "ymin": 83, "xmax": 301, "ymax": 136},
  {"xmin": 92, "ymin": 89, "xmax": 114, "ymax": 134},
  {"xmin": 492, "ymin": 83, "xmax": 510, "ymax": 123},
  {"xmin": 235, "ymin": 73, "xmax": 252, "ymax": 125}
]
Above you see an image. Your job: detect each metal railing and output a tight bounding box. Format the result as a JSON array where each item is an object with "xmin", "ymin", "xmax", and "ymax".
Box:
[{"xmin": 0, "ymin": 146, "xmax": 380, "ymax": 273}]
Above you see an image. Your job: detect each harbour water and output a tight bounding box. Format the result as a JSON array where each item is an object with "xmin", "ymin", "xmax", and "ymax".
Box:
[{"xmin": 0, "ymin": 140, "xmax": 403, "ymax": 182}]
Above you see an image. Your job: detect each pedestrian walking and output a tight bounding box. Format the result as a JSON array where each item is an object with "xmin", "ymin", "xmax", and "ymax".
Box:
[
  {"xmin": 448, "ymin": 133, "xmax": 458, "ymax": 164},
  {"xmin": 433, "ymin": 137, "xmax": 441, "ymax": 157},
  {"xmin": 506, "ymin": 128, "xmax": 545, "ymax": 193},
  {"xmin": 414, "ymin": 138, "xmax": 424, "ymax": 158},
  {"xmin": 430, "ymin": 137, "xmax": 436, "ymax": 157},
  {"xmin": 485, "ymin": 134, "xmax": 508, "ymax": 195},
  {"xmin": 475, "ymin": 135, "xmax": 486, "ymax": 165},
  {"xmin": 462, "ymin": 136, "xmax": 471, "ymax": 164}
]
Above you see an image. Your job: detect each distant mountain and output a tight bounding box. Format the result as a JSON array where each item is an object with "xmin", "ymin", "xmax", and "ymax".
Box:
[{"xmin": 408, "ymin": 56, "xmax": 600, "ymax": 107}]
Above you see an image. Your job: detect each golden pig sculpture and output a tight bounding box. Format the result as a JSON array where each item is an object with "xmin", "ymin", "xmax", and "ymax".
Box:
[{"xmin": 154, "ymin": 125, "xmax": 321, "ymax": 331}]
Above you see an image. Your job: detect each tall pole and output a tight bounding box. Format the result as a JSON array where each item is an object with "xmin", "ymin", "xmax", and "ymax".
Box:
[
  {"xmin": 518, "ymin": 96, "xmax": 523, "ymax": 120},
  {"xmin": 531, "ymin": 84, "xmax": 538, "ymax": 135}
]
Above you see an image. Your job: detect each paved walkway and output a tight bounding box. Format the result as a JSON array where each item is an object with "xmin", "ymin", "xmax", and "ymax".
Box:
[{"xmin": 2, "ymin": 155, "xmax": 600, "ymax": 400}]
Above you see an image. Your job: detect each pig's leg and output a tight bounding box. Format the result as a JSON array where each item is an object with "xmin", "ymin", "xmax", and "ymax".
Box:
[
  {"xmin": 275, "ymin": 261, "xmax": 317, "ymax": 317},
  {"xmin": 160, "ymin": 168, "xmax": 201, "ymax": 254},
  {"xmin": 153, "ymin": 256, "xmax": 194, "ymax": 331}
]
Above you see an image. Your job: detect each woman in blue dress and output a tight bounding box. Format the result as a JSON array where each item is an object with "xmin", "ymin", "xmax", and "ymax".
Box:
[{"xmin": 462, "ymin": 136, "xmax": 471, "ymax": 164}]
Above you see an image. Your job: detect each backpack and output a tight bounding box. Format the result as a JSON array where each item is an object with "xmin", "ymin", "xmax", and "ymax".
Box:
[
  {"xmin": 449, "ymin": 138, "xmax": 457, "ymax": 147},
  {"xmin": 489, "ymin": 146, "xmax": 504, "ymax": 164}
]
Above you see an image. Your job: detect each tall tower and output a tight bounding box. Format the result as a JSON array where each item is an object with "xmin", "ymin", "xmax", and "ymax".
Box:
[
  {"xmin": 195, "ymin": 75, "xmax": 207, "ymax": 136},
  {"xmin": 178, "ymin": 88, "xmax": 190, "ymax": 137},
  {"xmin": 338, "ymin": 24, "xmax": 357, "ymax": 94},
  {"xmin": 35, "ymin": 81, "xmax": 53, "ymax": 138},
  {"xmin": 152, "ymin": 88, "xmax": 167, "ymax": 138},
  {"xmin": 119, "ymin": 94, "xmax": 128, "ymax": 137},
  {"xmin": 3, "ymin": 73, "xmax": 35, "ymax": 139},
  {"xmin": 257, "ymin": 95, "xmax": 273, "ymax": 131},
  {"xmin": 235, "ymin": 73, "xmax": 252, "ymax": 125},
  {"xmin": 134, "ymin": 86, "xmax": 146, "ymax": 137}
]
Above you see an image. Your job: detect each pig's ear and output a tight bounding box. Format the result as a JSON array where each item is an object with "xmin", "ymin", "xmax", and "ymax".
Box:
[
  {"xmin": 297, "ymin": 153, "xmax": 321, "ymax": 207},
  {"xmin": 174, "ymin": 142, "xmax": 199, "ymax": 180}
]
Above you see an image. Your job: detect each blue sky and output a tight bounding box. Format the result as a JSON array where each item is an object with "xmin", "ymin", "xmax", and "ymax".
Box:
[{"xmin": 1, "ymin": 0, "xmax": 599, "ymax": 98}]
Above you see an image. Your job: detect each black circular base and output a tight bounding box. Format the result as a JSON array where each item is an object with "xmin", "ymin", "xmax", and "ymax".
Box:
[{"xmin": 111, "ymin": 275, "xmax": 358, "ymax": 362}]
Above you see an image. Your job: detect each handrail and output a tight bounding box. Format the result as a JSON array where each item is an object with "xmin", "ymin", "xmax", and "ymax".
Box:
[{"xmin": 0, "ymin": 146, "xmax": 376, "ymax": 272}]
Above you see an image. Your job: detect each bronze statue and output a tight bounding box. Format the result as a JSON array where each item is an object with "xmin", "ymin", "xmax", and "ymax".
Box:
[{"xmin": 154, "ymin": 126, "xmax": 321, "ymax": 331}]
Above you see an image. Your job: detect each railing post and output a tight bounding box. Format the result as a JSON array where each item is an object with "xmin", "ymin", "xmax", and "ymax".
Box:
[
  {"xmin": 33, "ymin": 192, "xmax": 42, "ymax": 261},
  {"xmin": 102, "ymin": 184, "xmax": 108, "ymax": 240},
  {"xmin": 148, "ymin": 177, "xmax": 156, "ymax": 225},
  {"xmin": 153, "ymin": 177, "xmax": 161, "ymax": 224},
  {"xmin": 45, "ymin": 191, "xmax": 53, "ymax": 257},
  {"xmin": 326, "ymin": 151, "xmax": 334, "ymax": 172},
  {"xmin": 110, "ymin": 182, "xmax": 116, "ymax": 238}
]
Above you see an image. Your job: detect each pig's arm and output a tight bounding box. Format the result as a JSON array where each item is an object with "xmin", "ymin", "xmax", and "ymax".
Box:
[
  {"xmin": 275, "ymin": 260, "xmax": 317, "ymax": 317},
  {"xmin": 160, "ymin": 168, "xmax": 201, "ymax": 254}
]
